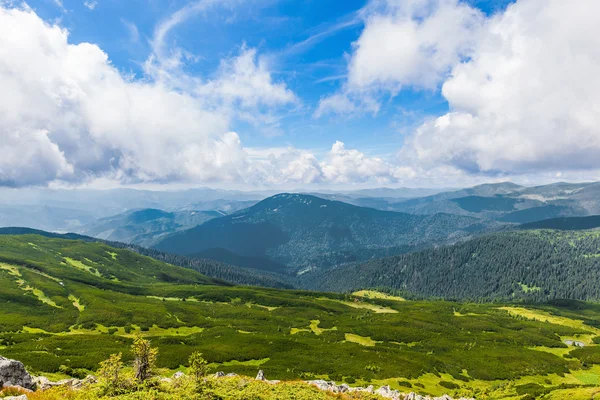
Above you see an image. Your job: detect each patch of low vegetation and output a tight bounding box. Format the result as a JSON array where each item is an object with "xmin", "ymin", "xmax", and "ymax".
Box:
[{"xmin": 3, "ymin": 235, "xmax": 600, "ymax": 399}]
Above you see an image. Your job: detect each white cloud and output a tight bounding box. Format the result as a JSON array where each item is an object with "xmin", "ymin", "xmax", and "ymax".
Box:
[
  {"xmin": 196, "ymin": 46, "xmax": 297, "ymax": 108},
  {"xmin": 0, "ymin": 4, "xmax": 400, "ymax": 188},
  {"xmin": 246, "ymin": 142, "xmax": 408, "ymax": 185},
  {"xmin": 317, "ymin": 0, "xmax": 483, "ymax": 116},
  {"xmin": 0, "ymin": 5, "xmax": 240, "ymax": 186},
  {"xmin": 53, "ymin": 0, "xmax": 65, "ymax": 11},
  {"xmin": 401, "ymin": 0, "xmax": 600, "ymax": 176},
  {"xmin": 83, "ymin": 1, "xmax": 97, "ymax": 10},
  {"xmin": 321, "ymin": 141, "xmax": 406, "ymax": 184},
  {"xmin": 348, "ymin": 0, "xmax": 483, "ymax": 90},
  {"xmin": 121, "ymin": 19, "xmax": 139, "ymax": 43},
  {"xmin": 144, "ymin": 2, "xmax": 296, "ymax": 119}
]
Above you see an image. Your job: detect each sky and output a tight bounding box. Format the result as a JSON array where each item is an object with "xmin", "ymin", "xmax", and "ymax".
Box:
[{"xmin": 0, "ymin": 0, "xmax": 599, "ymax": 190}]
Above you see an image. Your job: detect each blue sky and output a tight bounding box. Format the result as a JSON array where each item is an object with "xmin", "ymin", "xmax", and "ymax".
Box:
[
  {"xmin": 1, "ymin": 0, "xmax": 598, "ymax": 189},
  {"xmin": 28, "ymin": 0, "xmax": 511, "ymax": 155}
]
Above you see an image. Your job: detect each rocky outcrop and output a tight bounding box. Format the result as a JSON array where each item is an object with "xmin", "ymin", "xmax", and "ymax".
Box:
[
  {"xmin": 255, "ymin": 370, "xmax": 265, "ymax": 381},
  {"xmin": 2, "ymin": 395, "xmax": 29, "ymax": 400},
  {"xmin": 305, "ymin": 380, "xmax": 472, "ymax": 400},
  {"xmin": 0, "ymin": 356, "xmax": 35, "ymax": 391},
  {"xmin": 33, "ymin": 375, "xmax": 96, "ymax": 391}
]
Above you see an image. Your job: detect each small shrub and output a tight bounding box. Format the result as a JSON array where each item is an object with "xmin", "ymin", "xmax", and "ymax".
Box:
[
  {"xmin": 98, "ymin": 353, "xmax": 124, "ymax": 395},
  {"xmin": 439, "ymin": 380, "xmax": 460, "ymax": 390},
  {"xmin": 0, "ymin": 386, "xmax": 29, "ymax": 397},
  {"xmin": 132, "ymin": 335, "xmax": 158, "ymax": 382}
]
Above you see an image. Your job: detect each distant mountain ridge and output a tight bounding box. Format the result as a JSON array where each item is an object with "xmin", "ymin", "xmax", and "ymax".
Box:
[
  {"xmin": 77, "ymin": 208, "xmax": 222, "ymax": 247},
  {"xmin": 154, "ymin": 193, "xmax": 500, "ymax": 273},
  {"xmin": 374, "ymin": 181, "xmax": 600, "ymax": 224}
]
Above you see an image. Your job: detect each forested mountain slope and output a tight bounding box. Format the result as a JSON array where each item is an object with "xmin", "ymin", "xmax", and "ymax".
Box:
[
  {"xmin": 301, "ymin": 229, "xmax": 600, "ymax": 301},
  {"xmin": 521, "ymin": 215, "xmax": 600, "ymax": 231},
  {"xmin": 154, "ymin": 194, "xmax": 498, "ymax": 273}
]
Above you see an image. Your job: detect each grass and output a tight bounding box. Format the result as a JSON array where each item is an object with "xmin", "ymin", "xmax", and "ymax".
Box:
[
  {"xmin": 352, "ymin": 290, "xmax": 406, "ymax": 302},
  {"xmin": 64, "ymin": 257, "xmax": 102, "ymax": 277},
  {"xmin": 4, "ymin": 235, "xmax": 600, "ymax": 399},
  {"xmin": 518, "ymin": 283, "xmax": 542, "ymax": 293},
  {"xmin": 344, "ymin": 333, "xmax": 378, "ymax": 347},
  {"xmin": 69, "ymin": 294, "xmax": 85, "ymax": 312},
  {"xmin": 317, "ymin": 297, "xmax": 399, "ymax": 313}
]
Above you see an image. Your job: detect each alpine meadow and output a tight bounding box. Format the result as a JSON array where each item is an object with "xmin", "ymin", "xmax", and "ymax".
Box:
[{"xmin": 2, "ymin": 0, "xmax": 600, "ymax": 399}]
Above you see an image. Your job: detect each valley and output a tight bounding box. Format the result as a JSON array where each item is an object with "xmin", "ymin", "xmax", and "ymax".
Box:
[{"xmin": 1, "ymin": 234, "xmax": 600, "ymax": 399}]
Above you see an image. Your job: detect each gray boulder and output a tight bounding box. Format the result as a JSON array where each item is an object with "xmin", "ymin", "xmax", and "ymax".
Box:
[
  {"xmin": 172, "ymin": 371, "xmax": 185, "ymax": 379},
  {"xmin": 0, "ymin": 356, "xmax": 35, "ymax": 391},
  {"xmin": 255, "ymin": 370, "xmax": 265, "ymax": 381},
  {"xmin": 214, "ymin": 371, "xmax": 225, "ymax": 378},
  {"xmin": 2, "ymin": 396, "xmax": 29, "ymax": 400},
  {"xmin": 374, "ymin": 385, "xmax": 401, "ymax": 400},
  {"xmin": 225, "ymin": 373, "xmax": 238, "ymax": 377}
]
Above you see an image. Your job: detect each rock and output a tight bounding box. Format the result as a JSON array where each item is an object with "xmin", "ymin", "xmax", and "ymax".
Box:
[
  {"xmin": 71, "ymin": 375, "xmax": 97, "ymax": 389},
  {"xmin": 225, "ymin": 373, "xmax": 238, "ymax": 377},
  {"xmin": 0, "ymin": 356, "xmax": 35, "ymax": 391},
  {"xmin": 374, "ymin": 385, "xmax": 401, "ymax": 399},
  {"xmin": 255, "ymin": 370, "xmax": 265, "ymax": 381},
  {"xmin": 214, "ymin": 371, "xmax": 225, "ymax": 378},
  {"xmin": 306, "ymin": 380, "xmax": 351, "ymax": 394},
  {"xmin": 31, "ymin": 375, "xmax": 96, "ymax": 391},
  {"xmin": 172, "ymin": 371, "xmax": 185, "ymax": 379},
  {"xmin": 32, "ymin": 376, "xmax": 52, "ymax": 391},
  {"xmin": 2, "ymin": 396, "xmax": 29, "ymax": 400},
  {"xmin": 160, "ymin": 378, "xmax": 173, "ymax": 384}
]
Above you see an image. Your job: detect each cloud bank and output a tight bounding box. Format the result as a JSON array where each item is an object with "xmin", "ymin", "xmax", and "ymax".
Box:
[
  {"xmin": 0, "ymin": 3, "xmax": 399, "ymax": 187},
  {"xmin": 2, "ymin": 0, "xmax": 600, "ymax": 189},
  {"xmin": 318, "ymin": 0, "xmax": 600, "ymax": 182}
]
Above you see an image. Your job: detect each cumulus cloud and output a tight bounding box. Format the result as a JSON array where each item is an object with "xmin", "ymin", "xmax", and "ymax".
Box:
[
  {"xmin": 245, "ymin": 142, "xmax": 409, "ymax": 185},
  {"xmin": 0, "ymin": 4, "xmax": 246, "ymax": 186},
  {"xmin": 401, "ymin": 0, "xmax": 600, "ymax": 176},
  {"xmin": 196, "ymin": 46, "xmax": 297, "ymax": 108},
  {"xmin": 321, "ymin": 141, "xmax": 401, "ymax": 184},
  {"xmin": 0, "ymin": 4, "xmax": 398, "ymax": 187},
  {"xmin": 317, "ymin": 0, "xmax": 483, "ymax": 116}
]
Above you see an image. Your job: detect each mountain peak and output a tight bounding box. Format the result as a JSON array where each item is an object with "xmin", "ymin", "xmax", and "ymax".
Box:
[{"xmin": 253, "ymin": 193, "xmax": 330, "ymax": 210}]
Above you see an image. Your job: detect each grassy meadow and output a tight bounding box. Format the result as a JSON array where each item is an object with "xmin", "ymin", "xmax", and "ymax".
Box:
[{"xmin": 2, "ymin": 235, "xmax": 600, "ymax": 398}]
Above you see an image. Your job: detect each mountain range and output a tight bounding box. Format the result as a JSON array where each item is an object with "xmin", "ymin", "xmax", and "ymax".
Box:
[
  {"xmin": 77, "ymin": 208, "xmax": 224, "ymax": 247},
  {"xmin": 153, "ymin": 193, "xmax": 499, "ymax": 273}
]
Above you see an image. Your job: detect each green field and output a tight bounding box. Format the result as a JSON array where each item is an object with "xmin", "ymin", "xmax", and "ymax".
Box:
[{"xmin": 2, "ymin": 235, "xmax": 600, "ymax": 399}]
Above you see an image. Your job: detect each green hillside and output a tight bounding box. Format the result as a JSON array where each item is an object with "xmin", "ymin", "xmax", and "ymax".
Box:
[
  {"xmin": 154, "ymin": 194, "xmax": 498, "ymax": 273},
  {"xmin": 3, "ymin": 235, "xmax": 600, "ymax": 398},
  {"xmin": 0, "ymin": 227, "xmax": 294, "ymax": 289},
  {"xmin": 302, "ymin": 229, "xmax": 600, "ymax": 301}
]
